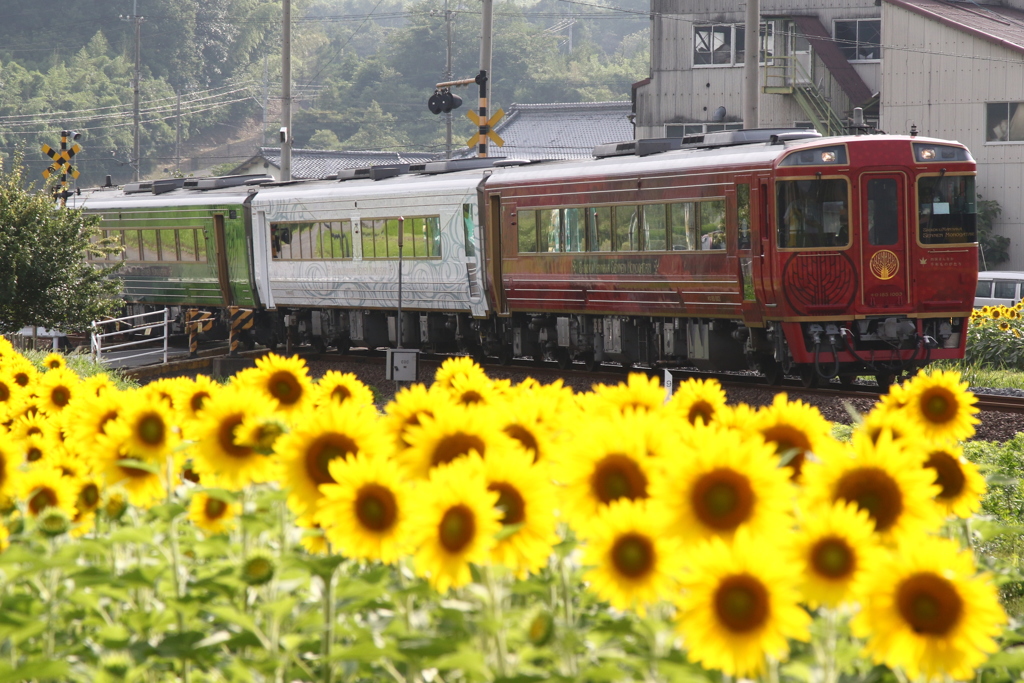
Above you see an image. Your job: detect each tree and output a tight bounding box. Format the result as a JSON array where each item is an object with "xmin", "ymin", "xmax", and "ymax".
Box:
[
  {"xmin": 308, "ymin": 129, "xmax": 342, "ymax": 150},
  {"xmin": 977, "ymin": 196, "xmax": 1009, "ymax": 269},
  {"xmin": 0, "ymin": 156, "xmax": 124, "ymax": 335}
]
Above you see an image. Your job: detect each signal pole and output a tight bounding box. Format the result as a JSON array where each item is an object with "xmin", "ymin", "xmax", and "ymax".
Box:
[
  {"xmin": 445, "ymin": 0, "xmax": 453, "ymax": 159},
  {"xmin": 281, "ymin": 0, "xmax": 292, "ymax": 181},
  {"xmin": 478, "ymin": 0, "xmax": 493, "ymax": 158}
]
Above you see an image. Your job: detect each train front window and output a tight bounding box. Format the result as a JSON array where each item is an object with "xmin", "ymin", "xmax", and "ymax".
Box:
[
  {"xmin": 918, "ymin": 175, "xmax": 977, "ymax": 245},
  {"xmin": 776, "ymin": 179, "xmax": 849, "ymax": 248}
]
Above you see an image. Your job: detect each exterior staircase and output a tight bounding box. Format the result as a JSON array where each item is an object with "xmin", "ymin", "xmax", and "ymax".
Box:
[{"xmin": 763, "ymin": 56, "xmax": 846, "ymax": 136}]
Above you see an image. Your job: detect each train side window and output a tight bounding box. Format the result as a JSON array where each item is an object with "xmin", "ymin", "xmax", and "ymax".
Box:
[
  {"xmin": 140, "ymin": 229, "xmax": 159, "ymax": 261},
  {"xmin": 994, "ymin": 281, "xmax": 1017, "ymax": 299},
  {"xmin": 197, "ymin": 231, "xmax": 208, "ymax": 262},
  {"xmin": 426, "ymin": 217, "xmax": 441, "ymax": 257},
  {"xmin": 564, "ymin": 208, "xmax": 585, "ymax": 252},
  {"xmin": 699, "ymin": 200, "xmax": 726, "ymax": 250},
  {"xmin": 518, "ymin": 210, "xmax": 538, "ymax": 253},
  {"xmin": 737, "ymin": 184, "xmax": 751, "ymax": 249},
  {"xmin": 123, "ymin": 230, "xmax": 142, "ymax": 261},
  {"xmin": 539, "ymin": 209, "xmax": 562, "ymax": 252},
  {"xmin": 975, "ymin": 280, "xmax": 992, "ymax": 298},
  {"xmin": 670, "ymin": 202, "xmax": 696, "ymax": 250},
  {"xmin": 179, "ymin": 229, "xmax": 196, "ymax": 261},
  {"xmin": 590, "ymin": 207, "xmax": 612, "ymax": 251},
  {"xmin": 643, "ymin": 205, "xmax": 667, "ymax": 251},
  {"xmin": 170, "ymin": 230, "xmax": 182, "ymax": 261},
  {"xmin": 614, "ymin": 205, "xmax": 639, "ymax": 251},
  {"xmin": 383, "ymin": 219, "xmax": 399, "ymax": 258},
  {"xmin": 336, "ymin": 220, "xmax": 353, "ymax": 258},
  {"xmin": 314, "ymin": 222, "xmax": 330, "ymax": 258},
  {"xmin": 462, "ymin": 205, "xmax": 477, "ymax": 257},
  {"xmin": 403, "ymin": 219, "xmax": 418, "ymax": 257},
  {"xmin": 111, "ymin": 230, "xmax": 126, "ymax": 261},
  {"xmin": 867, "ymin": 178, "xmax": 899, "ymax": 245}
]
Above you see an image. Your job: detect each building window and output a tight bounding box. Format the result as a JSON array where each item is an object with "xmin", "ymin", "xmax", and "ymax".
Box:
[
  {"xmin": 693, "ymin": 23, "xmax": 773, "ymax": 67},
  {"xmin": 834, "ymin": 19, "xmax": 880, "ymax": 61},
  {"xmin": 665, "ymin": 122, "xmax": 744, "ymax": 138},
  {"xmin": 987, "ymin": 102, "xmax": 1024, "ymax": 142}
]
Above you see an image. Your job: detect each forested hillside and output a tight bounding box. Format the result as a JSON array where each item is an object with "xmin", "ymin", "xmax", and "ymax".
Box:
[{"xmin": 0, "ymin": 0, "xmax": 648, "ymax": 187}]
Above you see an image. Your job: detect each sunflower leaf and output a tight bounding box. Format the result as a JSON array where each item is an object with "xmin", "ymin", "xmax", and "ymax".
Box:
[
  {"xmin": 494, "ymin": 522, "xmax": 524, "ymax": 541},
  {"xmin": 115, "ymin": 458, "xmax": 160, "ymax": 475}
]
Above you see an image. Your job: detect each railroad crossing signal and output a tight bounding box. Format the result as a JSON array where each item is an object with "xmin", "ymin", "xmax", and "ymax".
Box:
[
  {"xmin": 41, "ymin": 130, "xmax": 82, "ymax": 206},
  {"xmin": 466, "ymin": 108, "xmax": 504, "ymax": 148}
]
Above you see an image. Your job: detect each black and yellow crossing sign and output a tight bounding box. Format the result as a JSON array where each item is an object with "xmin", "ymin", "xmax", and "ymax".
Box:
[
  {"xmin": 42, "ymin": 130, "xmax": 82, "ymax": 206},
  {"xmin": 466, "ymin": 108, "xmax": 505, "ymax": 148}
]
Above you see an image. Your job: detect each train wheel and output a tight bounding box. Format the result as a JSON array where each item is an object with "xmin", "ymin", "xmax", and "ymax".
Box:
[
  {"xmin": 799, "ymin": 365, "xmax": 819, "ymax": 389},
  {"xmin": 838, "ymin": 373, "xmax": 859, "ymax": 388},
  {"xmin": 582, "ymin": 352, "xmax": 599, "ymax": 372},
  {"xmin": 496, "ymin": 345, "xmax": 513, "ymax": 366},
  {"xmin": 874, "ymin": 372, "xmax": 897, "ymax": 389},
  {"xmin": 555, "ymin": 348, "xmax": 572, "ymax": 370},
  {"xmin": 532, "ymin": 352, "xmax": 546, "ymax": 366},
  {"xmin": 312, "ymin": 336, "xmax": 327, "ymax": 353},
  {"xmin": 761, "ymin": 360, "xmax": 784, "ymax": 386}
]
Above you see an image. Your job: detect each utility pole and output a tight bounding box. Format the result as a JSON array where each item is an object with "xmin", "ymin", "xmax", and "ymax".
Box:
[
  {"xmin": 445, "ymin": 0, "xmax": 453, "ymax": 159},
  {"xmin": 281, "ymin": 0, "xmax": 292, "ymax": 181},
  {"xmin": 175, "ymin": 91, "xmax": 181, "ymax": 173},
  {"xmin": 262, "ymin": 54, "xmax": 270, "ymax": 146},
  {"xmin": 478, "ymin": 0, "xmax": 493, "ymax": 158},
  {"xmin": 121, "ymin": 1, "xmax": 144, "ymax": 181},
  {"xmin": 742, "ymin": 0, "xmax": 760, "ymax": 129}
]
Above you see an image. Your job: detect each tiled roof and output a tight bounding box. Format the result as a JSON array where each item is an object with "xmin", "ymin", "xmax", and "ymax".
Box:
[
  {"xmin": 885, "ymin": 0, "xmax": 1024, "ymax": 55},
  {"xmin": 457, "ymin": 101, "xmax": 634, "ymax": 160},
  {"xmin": 236, "ymin": 148, "xmax": 440, "ymax": 179}
]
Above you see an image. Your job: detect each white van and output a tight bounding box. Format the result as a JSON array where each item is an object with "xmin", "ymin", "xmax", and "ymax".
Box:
[{"xmin": 975, "ymin": 271, "xmax": 1024, "ymax": 308}]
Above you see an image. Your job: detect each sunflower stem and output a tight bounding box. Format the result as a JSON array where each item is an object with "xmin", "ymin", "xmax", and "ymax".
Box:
[
  {"xmin": 822, "ymin": 608, "xmax": 838, "ymax": 683},
  {"xmin": 484, "ymin": 566, "xmax": 510, "ymax": 678},
  {"xmin": 321, "ymin": 564, "xmax": 337, "ymax": 683},
  {"xmin": 557, "ymin": 552, "xmax": 578, "ymax": 677}
]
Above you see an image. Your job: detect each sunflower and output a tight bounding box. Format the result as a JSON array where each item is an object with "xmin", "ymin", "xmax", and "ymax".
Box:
[
  {"xmin": 999, "ymin": 321, "xmax": 1011, "ymax": 331},
  {"xmin": 36, "ymin": 368, "xmax": 79, "ymax": 416},
  {"xmin": 675, "ymin": 529, "xmax": 810, "ymax": 678},
  {"xmin": 491, "ymin": 392, "xmax": 559, "ymax": 465},
  {"xmin": 188, "ymin": 491, "xmax": 240, "ymax": 535},
  {"xmin": 582, "ymin": 499, "xmax": 680, "ymax": 615},
  {"xmin": 240, "ymin": 353, "xmax": 314, "ymax": 417},
  {"xmin": 649, "ymin": 423, "xmax": 794, "ymax": 544},
  {"xmin": 554, "ymin": 411, "xmax": 657, "ymax": 529},
  {"xmin": 19, "ymin": 432, "xmax": 64, "ymax": 466},
  {"xmin": 397, "ymin": 403, "xmax": 517, "ymax": 479},
  {"xmin": 8, "ymin": 411, "xmax": 59, "ymax": 443},
  {"xmin": 70, "ymin": 475, "xmax": 102, "ymax": 538},
  {"xmin": 6, "ymin": 358, "xmax": 38, "ymax": 389},
  {"xmin": 800, "ymin": 430, "xmax": 943, "ymax": 543},
  {"xmin": 901, "ymin": 370, "xmax": 979, "ymax": 442},
  {"xmin": 0, "ymin": 435, "xmax": 25, "ymax": 499},
  {"xmin": 171, "ymin": 374, "xmax": 220, "ymax": 423},
  {"xmin": 17, "ymin": 467, "xmax": 78, "ymax": 518},
  {"xmin": 715, "ymin": 403, "xmax": 759, "ymax": 433},
  {"xmin": 60, "ymin": 391, "xmax": 122, "ymax": 456},
  {"xmin": 296, "ymin": 514, "xmax": 330, "ymax": 555},
  {"xmin": 407, "ymin": 456, "xmax": 501, "ymax": 592},
  {"xmin": 313, "ymin": 371, "xmax": 375, "ymax": 409},
  {"xmin": 852, "ymin": 536, "xmax": 1005, "ymax": 682},
  {"xmin": 990, "ymin": 307, "xmax": 1002, "ymax": 319},
  {"xmin": 315, "ymin": 451, "xmax": 411, "ymax": 563},
  {"xmin": 482, "ymin": 446, "xmax": 560, "ymax": 578},
  {"xmin": 140, "ymin": 378, "xmax": 177, "ymax": 408},
  {"xmin": 41, "ymin": 353, "xmax": 66, "ymax": 371},
  {"xmin": 106, "ymin": 393, "xmax": 180, "ymax": 461},
  {"xmin": 93, "ymin": 430, "xmax": 166, "ymax": 509},
  {"xmin": 0, "ymin": 372, "xmax": 25, "ymax": 418},
  {"xmin": 793, "ymin": 500, "xmax": 884, "ymax": 608},
  {"xmin": 81, "ymin": 373, "xmax": 116, "ymax": 398},
  {"xmin": 586, "ymin": 372, "xmax": 666, "ymax": 416},
  {"xmin": 856, "ymin": 405, "xmax": 925, "ymax": 446},
  {"xmin": 751, "ymin": 393, "xmax": 833, "ymax": 479},
  {"xmin": 446, "ymin": 372, "xmax": 504, "ymax": 407},
  {"xmin": 382, "ymin": 383, "xmax": 446, "ymax": 450},
  {"xmin": 188, "ymin": 387, "xmax": 279, "ymax": 490},
  {"xmin": 923, "ymin": 443, "xmax": 986, "ymax": 518},
  {"xmin": 276, "ymin": 401, "xmax": 393, "ymax": 517},
  {"xmin": 666, "ymin": 378, "xmax": 728, "ymax": 426},
  {"xmin": 433, "ymin": 356, "xmax": 488, "ymax": 393}
]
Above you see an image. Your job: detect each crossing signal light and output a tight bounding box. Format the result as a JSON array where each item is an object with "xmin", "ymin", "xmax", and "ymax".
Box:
[{"xmin": 427, "ymin": 89, "xmax": 462, "ymax": 115}]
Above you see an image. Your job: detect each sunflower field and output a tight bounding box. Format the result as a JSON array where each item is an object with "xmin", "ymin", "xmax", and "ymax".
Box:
[
  {"xmin": 0, "ymin": 336, "xmax": 1019, "ymax": 683},
  {"xmin": 966, "ymin": 303, "xmax": 1024, "ymax": 369}
]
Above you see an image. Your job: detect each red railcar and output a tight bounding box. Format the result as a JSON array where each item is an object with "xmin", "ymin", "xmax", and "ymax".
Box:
[{"xmin": 478, "ymin": 130, "xmax": 977, "ymax": 386}]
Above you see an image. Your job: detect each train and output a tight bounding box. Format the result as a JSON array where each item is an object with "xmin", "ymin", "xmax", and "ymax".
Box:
[{"xmin": 71, "ymin": 128, "xmax": 980, "ymax": 387}]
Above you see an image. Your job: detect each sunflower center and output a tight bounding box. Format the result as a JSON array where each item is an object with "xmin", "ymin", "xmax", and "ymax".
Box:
[
  {"xmin": 0, "ymin": 383, "xmax": 10, "ymax": 402},
  {"xmin": 217, "ymin": 414, "xmax": 252, "ymax": 457},
  {"xmin": 28, "ymin": 487, "xmax": 58, "ymax": 515},
  {"xmin": 834, "ymin": 467, "xmax": 903, "ymax": 532},
  {"xmin": 504, "ymin": 424, "xmax": 540, "ymax": 460},
  {"xmin": 687, "ymin": 400, "xmax": 715, "ymax": 426},
  {"xmin": 610, "ymin": 533, "xmax": 655, "ymax": 578},
  {"xmin": 137, "ymin": 414, "xmax": 165, "ymax": 445},
  {"xmin": 268, "ymin": 371, "xmax": 302, "ymax": 405},
  {"xmin": 714, "ymin": 574, "xmax": 770, "ymax": 633},
  {"xmin": 691, "ymin": 468, "xmax": 754, "ymax": 530},
  {"xmin": 27, "ymin": 426, "xmax": 42, "ymax": 437},
  {"xmin": 78, "ymin": 483, "xmax": 100, "ymax": 511},
  {"xmin": 14, "ymin": 372, "xmax": 29, "ymax": 387},
  {"xmin": 204, "ymin": 497, "xmax": 228, "ymax": 520},
  {"xmin": 355, "ymin": 484, "xmax": 398, "ymax": 531},
  {"xmin": 430, "ymin": 431, "xmax": 486, "ymax": 468},
  {"xmin": 50, "ymin": 387, "xmax": 70, "ymax": 408},
  {"xmin": 458, "ymin": 390, "xmax": 485, "ymax": 406},
  {"xmin": 26, "ymin": 447, "xmax": 42, "ymax": 462},
  {"xmin": 488, "ymin": 482, "xmax": 526, "ymax": 526},
  {"xmin": 305, "ymin": 433, "xmax": 359, "ymax": 486},
  {"xmin": 925, "ymin": 451, "xmax": 966, "ymax": 501},
  {"xmin": 810, "ymin": 537, "xmax": 855, "ymax": 579},
  {"xmin": 190, "ymin": 391, "xmax": 210, "ymax": 412},
  {"xmin": 331, "ymin": 385, "xmax": 352, "ymax": 402},
  {"xmin": 99, "ymin": 410, "xmax": 119, "ymax": 433},
  {"xmin": 761, "ymin": 425, "xmax": 812, "ymax": 476},
  {"xmin": 400, "ymin": 411, "xmax": 432, "ymax": 446},
  {"xmin": 438, "ymin": 504, "xmax": 476, "ymax": 553},
  {"xmin": 920, "ymin": 387, "xmax": 957, "ymax": 424},
  {"xmin": 591, "ymin": 454, "xmax": 648, "ymax": 504},
  {"xmin": 896, "ymin": 572, "xmax": 963, "ymax": 635}
]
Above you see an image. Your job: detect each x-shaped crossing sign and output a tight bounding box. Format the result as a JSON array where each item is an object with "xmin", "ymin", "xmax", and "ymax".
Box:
[
  {"xmin": 466, "ymin": 108, "xmax": 505, "ymax": 148},
  {"xmin": 41, "ymin": 141, "xmax": 81, "ymax": 180}
]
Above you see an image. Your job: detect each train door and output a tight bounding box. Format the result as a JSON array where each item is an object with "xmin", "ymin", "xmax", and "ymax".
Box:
[
  {"xmin": 735, "ymin": 181, "xmax": 759, "ymax": 319},
  {"xmin": 213, "ymin": 214, "xmax": 233, "ymax": 306},
  {"xmin": 859, "ymin": 173, "xmax": 911, "ymax": 309},
  {"xmin": 756, "ymin": 178, "xmax": 777, "ymax": 307}
]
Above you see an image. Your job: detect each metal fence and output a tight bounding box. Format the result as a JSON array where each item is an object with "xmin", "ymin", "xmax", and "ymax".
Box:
[{"xmin": 91, "ymin": 309, "xmax": 170, "ymax": 366}]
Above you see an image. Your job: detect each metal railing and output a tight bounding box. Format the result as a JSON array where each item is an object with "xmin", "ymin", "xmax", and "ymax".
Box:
[
  {"xmin": 91, "ymin": 309, "xmax": 170, "ymax": 366},
  {"xmin": 763, "ymin": 54, "xmax": 848, "ymax": 136}
]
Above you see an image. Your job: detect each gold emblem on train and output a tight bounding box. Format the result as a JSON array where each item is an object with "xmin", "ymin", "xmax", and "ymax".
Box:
[{"xmin": 870, "ymin": 250, "xmax": 900, "ymax": 280}]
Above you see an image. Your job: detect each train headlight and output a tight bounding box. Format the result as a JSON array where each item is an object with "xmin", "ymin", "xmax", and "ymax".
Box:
[
  {"xmin": 919, "ymin": 147, "xmax": 937, "ymax": 160},
  {"xmin": 820, "ymin": 150, "xmax": 837, "ymax": 163},
  {"xmin": 779, "ymin": 145, "xmax": 848, "ymax": 166}
]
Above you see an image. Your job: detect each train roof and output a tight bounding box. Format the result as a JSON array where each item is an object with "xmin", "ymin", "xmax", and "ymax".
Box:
[{"xmin": 71, "ymin": 182, "xmax": 258, "ymax": 211}]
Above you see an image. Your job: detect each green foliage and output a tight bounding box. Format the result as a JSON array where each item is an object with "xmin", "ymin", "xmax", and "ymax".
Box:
[
  {"xmin": 978, "ymin": 196, "xmax": 1010, "ymax": 269},
  {"xmin": 307, "ymin": 129, "xmax": 343, "ymax": 150},
  {"xmin": 962, "ymin": 307, "xmax": 1024, "ymax": 370},
  {"xmin": 0, "ymin": 156, "xmax": 124, "ymax": 334}
]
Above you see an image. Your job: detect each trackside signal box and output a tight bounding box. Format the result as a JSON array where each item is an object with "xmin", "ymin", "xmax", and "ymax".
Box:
[{"xmin": 386, "ymin": 348, "xmax": 420, "ymax": 382}]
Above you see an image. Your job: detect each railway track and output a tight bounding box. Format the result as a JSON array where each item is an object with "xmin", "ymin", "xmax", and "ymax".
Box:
[{"xmin": 125, "ymin": 345, "xmax": 1024, "ymax": 416}]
